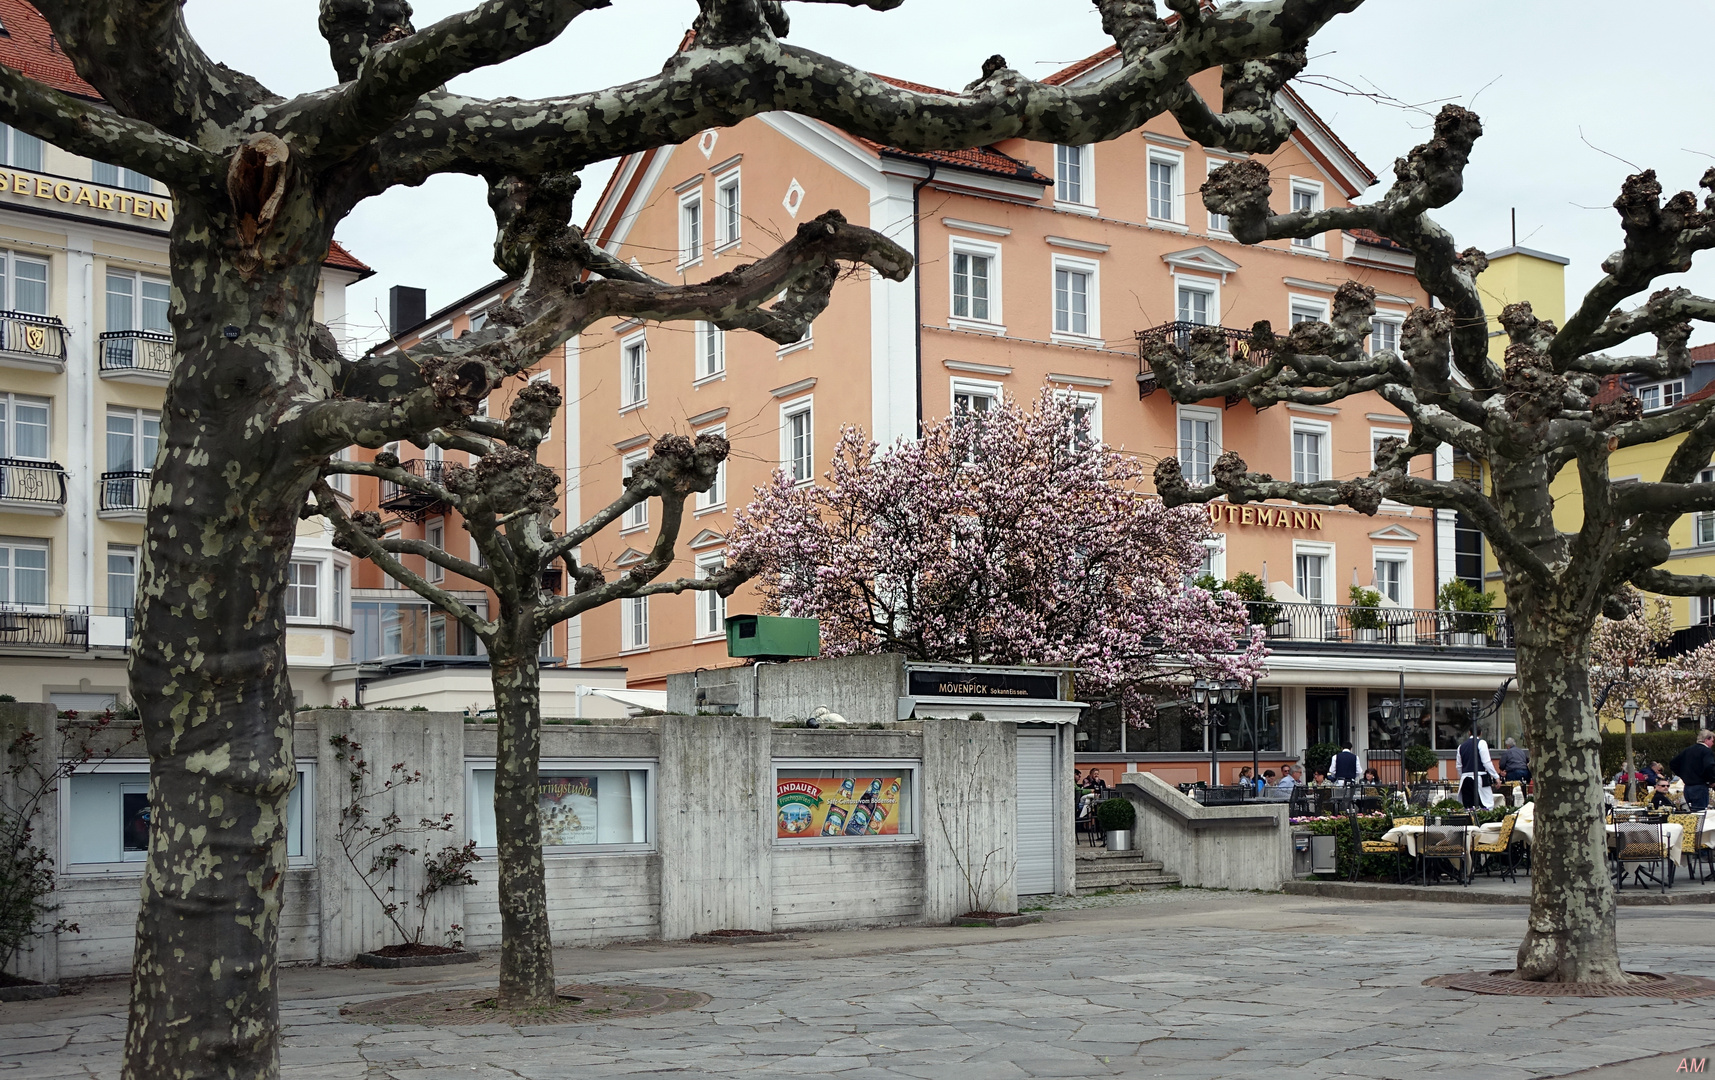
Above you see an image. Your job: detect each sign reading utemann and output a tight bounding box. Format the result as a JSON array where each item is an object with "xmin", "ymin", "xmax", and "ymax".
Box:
[
  {"xmin": 0, "ymin": 168, "xmax": 171, "ymax": 226},
  {"xmin": 907, "ymin": 669, "xmax": 1061, "ymax": 701}
]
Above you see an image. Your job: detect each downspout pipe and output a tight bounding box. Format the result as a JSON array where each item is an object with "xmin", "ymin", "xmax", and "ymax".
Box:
[{"xmin": 911, "ymin": 164, "xmax": 938, "ymax": 438}]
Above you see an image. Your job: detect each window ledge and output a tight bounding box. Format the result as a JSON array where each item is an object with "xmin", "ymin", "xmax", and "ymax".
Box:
[
  {"xmin": 677, "ymin": 256, "xmax": 703, "ymax": 272},
  {"xmin": 619, "ymin": 399, "xmax": 648, "ymax": 415},
  {"xmin": 694, "ymin": 503, "xmax": 727, "ymax": 517},
  {"xmin": 713, "ymin": 240, "xmax": 741, "ymax": 256},
  {"xmin": 692, "ymin": 371, "xmax": 726, "ymax": 389},
  {"xmin": 1056, "ymin": 201, "xmax": 1099, "ymax": 217},
  {"xmin": 948, "ymin": 317, "xmax": 1006, "ymax": 336},
  {"xmin": 1290, "ymin": 244, "xmax": 1330, "ymax": 258},
  {"xmin": 619, "ymin": 524, "xmax": 649, "ymax": 536},
  {"xmin": 776, "ymin": 338, "xmax": 813, "ymax": 358},
  {"xmin": 1147, "ymin": 218, "xmax": 1189, "ymax": 233},
  {"xmin": 695, "ymin": 632, "xmax": 725, "ymax": 643},
  {"xmin": 619, "ymin": 645, "xmax": 650, "ymax": 656},
  {"xmin": 1050, "ymin": 333, "xmax": 1106, "ymax": 349}
]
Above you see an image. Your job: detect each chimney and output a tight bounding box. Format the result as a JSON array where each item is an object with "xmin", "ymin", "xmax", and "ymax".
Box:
[{"xmin": 388, "ymin": 286, "xmax": 426, "ymax": 336}]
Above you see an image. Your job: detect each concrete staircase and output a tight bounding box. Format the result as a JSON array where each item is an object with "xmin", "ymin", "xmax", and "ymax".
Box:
[{"xmin": 1074, "ymin": 848, "xmax": 1181, "ymax": 895}]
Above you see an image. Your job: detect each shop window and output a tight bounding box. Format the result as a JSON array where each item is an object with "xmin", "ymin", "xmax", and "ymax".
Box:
[
  {"xmin": 68, "ymin": 765, "xmax": 311, "ymax": 867},
  {"xmin": 467, "ymin": 764, "xmax": 652, "ymax": 850},
  {"xmin": 775, "ymin": 764, "xmax": 917, "ymax": 841}
]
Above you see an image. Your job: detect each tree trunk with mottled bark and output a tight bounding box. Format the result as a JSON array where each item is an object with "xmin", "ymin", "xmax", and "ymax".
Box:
[{"xmin": 489, "ymin": 629, "xmax": 556, "ymax": 1007}]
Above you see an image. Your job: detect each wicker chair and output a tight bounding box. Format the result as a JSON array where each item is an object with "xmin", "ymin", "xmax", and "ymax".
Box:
[
  {"xmin": 1421, "ymin": 815, "xmax": 1474, "ymax": 886},
  {"xmin": 1360, "ymin": 816, "xmax": 1421, "ymax": 883},
  {"xmin": 1613, "ymin": 814, "xmax": 1671, "ymax": 892},
  {"xmin": 1473, "ymin": 813, "xmax": 1519, "ymax": 883},
  {"xmin": 1669, "ymin": 813, "xmax": 1706, "ymax": 885}
]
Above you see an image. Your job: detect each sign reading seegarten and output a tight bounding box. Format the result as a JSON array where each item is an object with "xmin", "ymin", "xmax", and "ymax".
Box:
[
  {"xmin": 0, "ymin": 169, "xmax": 171, "ymax": 227},
  {"xmin": 907, "ymin": 668, "xmax": 1062, "ymax": 701}
]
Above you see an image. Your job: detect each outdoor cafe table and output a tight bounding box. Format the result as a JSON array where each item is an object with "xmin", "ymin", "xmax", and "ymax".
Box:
[
  {"xmin": 1379, "ymin": 822, "xmax": 1478, "ymax": 857},
  {"xmin": 1497, "ymin": 810, "xmax": 1685, "ymax": 866}
]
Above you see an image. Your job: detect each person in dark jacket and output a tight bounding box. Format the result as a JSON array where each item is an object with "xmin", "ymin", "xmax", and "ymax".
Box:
[{"xmin": 1670, "ymin": 730, "xmax": 1715, "ymax": 812}]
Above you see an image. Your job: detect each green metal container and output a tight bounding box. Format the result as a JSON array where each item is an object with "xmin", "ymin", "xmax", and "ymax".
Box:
[{"xmin": 726, "ymin": 615, "xmax": 821, "ymax": 659}]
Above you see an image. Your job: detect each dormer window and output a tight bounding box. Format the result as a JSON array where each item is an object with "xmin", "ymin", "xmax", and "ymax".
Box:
[{"xmin": 1635, "ymin": 380, "xmax": 1684, "ymax": 412}]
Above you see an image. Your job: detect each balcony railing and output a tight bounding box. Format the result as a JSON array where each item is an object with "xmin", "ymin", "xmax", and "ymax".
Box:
[
  {"xmin": 378, "ymin": 458, "xmax": 448, "ymax": 522},
  {"xmin": 0, "ymin": 604, "xmax": 120, "ymax": 650},
  {"xmin": 0, "ymin": 311, "xmax": 69, "ymax": 364},
  {"xmin": 100, "ymin": 470, "xmax": 151, "ymax": 513},
  {"xmin": 0, "ymin": 458, "xmax": 67, "ymax": 508},
  {"xmin": 1244, "ymin": 600, "xmax": 1514, "ymax": 650},
  {"xmin": 99, "ymin": 329, "xmax": 174, "ymax": 376},
  {"xmin": 1136, "ymin": 321, "xmax": 1272, "ymax": 404}
]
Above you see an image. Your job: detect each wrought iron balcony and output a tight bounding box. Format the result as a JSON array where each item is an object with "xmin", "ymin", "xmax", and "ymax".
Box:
[
  {"xmin": 1243, "ymin": 600, "xmax": 1514, "ymax": 650},
  {"xmin": 1136, "ymin": 321, "xmax": 1272, "ymax": 403},
  {"xmin": 99, "ymin": 329, "xmax": 174, "ymax": 377},
  {"xmin": 0, "ymin": 603, "xmax": 121, "ymax": 650},
  {"xmin": 378, "ymin": 458, "xmax": 448, "ymax": 521},
  {"xmin": 0, "ymin": 458, "xmax": 67, "ymax": 509},
  {"xmin": 99, "ymin": 470, "xmax": 151, "ymax": 514},
  {"xmin": 0, "ymin": 311, "xmax": 69, "ymax": 365}
]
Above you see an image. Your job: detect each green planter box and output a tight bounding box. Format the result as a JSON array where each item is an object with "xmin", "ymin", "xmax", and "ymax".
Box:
[{"xmin": 726, "ymin": 614, "xmax": 821, "ymax": 659}]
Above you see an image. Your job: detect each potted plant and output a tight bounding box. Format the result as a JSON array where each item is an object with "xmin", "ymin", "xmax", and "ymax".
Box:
[
  {"xmin": 1348, "ymin": 585, "xmax": 1385, "ymax": 642},
  {"xmin": 1403, "ymin": 744, "xmax": 1438, "ymax": 784},
  {"xmin": 1438, "ymin": 580, "xmax": 1496, "ymax": 645},
  {"xmin": 1095, "ymin": 797, "xmax": 1136, "ymax": 852},
  {"xmin": 1196, "ymin": 571, "xmax": 1284, "ymax": 634}
]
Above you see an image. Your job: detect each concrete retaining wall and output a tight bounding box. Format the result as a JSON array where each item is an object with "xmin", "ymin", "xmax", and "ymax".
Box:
[{"xmin": 1120, "ymin": 770, "xmax": 1292, "ymax": 891}]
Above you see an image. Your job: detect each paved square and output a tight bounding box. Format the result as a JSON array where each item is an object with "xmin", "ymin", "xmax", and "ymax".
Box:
[{"xmin": 7, "ymin": 892, "xmax": 1714, "ymax": 1078}]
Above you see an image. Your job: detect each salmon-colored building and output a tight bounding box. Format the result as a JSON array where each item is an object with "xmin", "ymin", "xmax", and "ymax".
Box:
[{"xmin": 365, "ymin": 47, "xmax": 1521, "ymax": 782}]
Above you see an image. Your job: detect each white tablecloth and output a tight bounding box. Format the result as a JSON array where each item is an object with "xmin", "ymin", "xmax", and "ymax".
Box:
[
  {"xmin": 1379, "ymin": 824, "xmax": 1478, "ymax": 858},
  {"xmin": 1609, "ymin": 822, "xmax": 1685, "ymax": 866}
]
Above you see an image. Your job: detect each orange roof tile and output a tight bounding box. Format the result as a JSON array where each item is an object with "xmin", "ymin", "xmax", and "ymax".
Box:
[
  {"xmin": 324, "ymin": 240, "xmax": 373, "ymax": 277},
  {"xmin": 0, "ymin": 0, "xmax": 100, "ymax": 100},
  {"xmin": 1692, "ymin": 342, "xmax": 1715, "ymax": 364}
]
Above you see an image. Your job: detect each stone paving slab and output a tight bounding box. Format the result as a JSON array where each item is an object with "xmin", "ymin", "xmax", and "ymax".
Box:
[{"xmin": 6, "ymin": 892, "xmax": 1715, "ymax": 1079}]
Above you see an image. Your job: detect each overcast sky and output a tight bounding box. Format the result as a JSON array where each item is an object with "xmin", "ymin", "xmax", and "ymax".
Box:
[{"xmin": 184, "ymin": 1, "xmax": 1713, "ymax": 352}]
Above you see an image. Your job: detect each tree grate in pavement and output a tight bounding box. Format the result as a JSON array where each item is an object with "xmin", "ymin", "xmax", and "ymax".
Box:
[
  {"xmin": 338, "ymin": 983, "xmax": 710, "ymax": 1026},
  {"xmin": 1424, "ymin": 970, "xmax": 1715, "ymax": 998}
]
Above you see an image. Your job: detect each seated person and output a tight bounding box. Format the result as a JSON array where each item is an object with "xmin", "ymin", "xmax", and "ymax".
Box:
[
  {"xmin": 1361, "ymin": 767, "xmax": 1382, "ymax": 785},
  {"xmin": 1309, "ymin": 769, "xmax": 1332, "ymax": 789},
  {"xmin": 1639, "ymin": 762, "xmax": 1661, "ymax": 787},
  {"xmin": 1648, "ymin": 779, "xmax": 1689, "ymax": 812}
]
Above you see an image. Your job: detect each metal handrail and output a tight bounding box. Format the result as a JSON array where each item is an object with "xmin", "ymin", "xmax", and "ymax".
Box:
[
  {"xmin": 0, "ymin": 458, "xmax": 67, "ymax": 506},
  {"xmin": 1136, "ymin": 320, "xmax": 1272, "ymax": 401},
  {"xmin": 98, "ymin": 329, "xmax": 174, "ymax": 375},
  {"xmin": 0, "ymin": 603, "xmax": 96, "ymax": 649},
  {"xmin": 1244, "ymin": 600, "xmax": 1513, "ymax": 648},
  {"xmin": 99, "ymin": 469, "xmax": 151, "ymax": 511},
  {"xmin": 0, "ymin": 310, "xmax": 69, "ymax": 361}
]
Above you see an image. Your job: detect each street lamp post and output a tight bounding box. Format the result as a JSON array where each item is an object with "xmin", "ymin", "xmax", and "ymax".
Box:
[
  {"xmin": 1194, "ymin": 678, "xmax": 1242, "ymax": 790},
  {"xmin": 1192, "ymin": 679, "xmax": 1212, "ymax": 787},
  {"xmin": 1622, "ymin": 696, "xmax": 1642, "ymax": 804}
]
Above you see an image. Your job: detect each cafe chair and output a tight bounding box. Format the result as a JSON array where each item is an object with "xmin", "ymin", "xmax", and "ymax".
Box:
[
  {"xmin": 1613, "ymin": 814, "xmax": 1671, "ymax": 892},
  {"xmin": 1361, "ymin": 815, "xmax": 1421, "ymax": 883},
  {"xmin": 1075, "ymin": 792, "xmax": 1099, "ymax": 847},
  {"xmin": 1473, "ymin": 813, "xmax": 1519, "ymax": 883},
  {"xmin": 1420, "ymin": 814, "xmax": 1474, "ymax": 886}
]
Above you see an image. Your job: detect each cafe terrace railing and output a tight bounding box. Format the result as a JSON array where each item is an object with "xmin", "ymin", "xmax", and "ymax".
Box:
[
  {"xmin": 0, "ymin": 604, "xmax": 131, "ymax": 650},
  {"xmin": 1243, "ymin": 600, "xmax": 1514, "ymax": 649},
  {"xmin": 0, "ymin": 311, "xmax": 69, "ymax": 365},
  {"xmin": 98, "ymin": 329, "xmax": 174, "ymax": 376}
]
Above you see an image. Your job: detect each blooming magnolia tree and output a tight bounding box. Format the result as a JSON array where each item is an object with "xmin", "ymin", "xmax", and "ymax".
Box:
[
  {"xmin": 730, "ymin": 394, "xmax": 1267, "ymax": 713},
  {"xmin": 1590, "ymin": 592, "xmax": 1715, "ymax": 732}
]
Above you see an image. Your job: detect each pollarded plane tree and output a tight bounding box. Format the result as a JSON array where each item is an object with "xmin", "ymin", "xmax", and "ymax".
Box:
[
  {"xmin": 0, "ymin": 0, "xmax": 1367, "ymax": 1073},
  {"xmin": 1148, "ymin": 104, "xmax": 1715, "ymax": 984}
]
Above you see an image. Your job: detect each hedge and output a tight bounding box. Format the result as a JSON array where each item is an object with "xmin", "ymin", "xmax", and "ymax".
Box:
[
  {"xmin": 1297, "ymin": 806, "xmax": 1512, "ymax": 881},
  {"xmin": 1600, "ymin": 730, "xmax": 1697, "ymax": 779}
]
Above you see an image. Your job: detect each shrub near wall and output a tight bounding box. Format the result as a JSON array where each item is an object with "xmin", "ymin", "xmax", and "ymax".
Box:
[
  {"xmin": 1601, "ymin": 730, "xmax": 1697, "ymax": 779},
  {"xmin": 1298, "ymin": 807, "xmax": 1513, "ymax": 880}
]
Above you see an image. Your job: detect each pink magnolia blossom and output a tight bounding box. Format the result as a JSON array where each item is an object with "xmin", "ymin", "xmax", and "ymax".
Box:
[
  {"xmin": 729, "ymin": 392, "xmax": 1268, "ymax": 723},
  {"xmin": 1590, "ymin": 590, "xmax": 1696, "ymax": 729}
]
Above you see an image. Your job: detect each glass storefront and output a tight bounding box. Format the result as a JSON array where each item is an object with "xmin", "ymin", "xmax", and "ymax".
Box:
[
  {"xmin": 353, "ymin": 599, "xmax": 484, "ymax": 662},
  {"xmin": 1075, "ymin": 689, "xmax": 1282, "ymax": 754}
]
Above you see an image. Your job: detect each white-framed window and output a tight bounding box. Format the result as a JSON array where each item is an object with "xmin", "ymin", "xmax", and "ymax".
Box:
[
  {"xmin": 1054, "ymin": 144, "xmax": 1091, "ymax": 207},
  {"xmin": 105, "ymin": 269, "xmax": 171, "ymax": 336},
  {"xmin": 285, "ymin": 560, "xmax": 319, "ymax": 620},
  {"xmin": 715, "ymin": 169, "xmax": 742, "ymax": 250},
  {"xmin": 0, "ymin": 250, "xmax": 49, "ymax": 316},
  {"xmin": 1372, "ymin": 547, "xmax": 1412, "ymax": 607},
  {"xmin": 696, "ymin": 321, "xmax": 725, "ymax": 381},
  {"xmin": 696, "ymin": 425, "xmax": 726, "ymax": 511},
  {"xmin": 1290, "ymin": 179, "xmax": 1323, "ymax": 249},
  {"xmin": 1293, "ymin": 541, "xmax": 1333, "ymax": 606},
  {"xmin": 1696, "ymin": 596, "xmax": 1715, "ymax": 627},
  {"xmin": 0, "ymin": 538, "xmax": 48, "ymax": 608},
  {"xmin": 467, "ymin": 760, "xmax": 654, "ymax": 851},
  {"xmin": 774, "ymin": 761, "xmax": 920, "ymax": 843},
  {"xmin": 425, "ymin": 519, "xmax": 445, "ymax": 583},
  {"xmin": 1370, "ymin": 314, "xmax": 1403, "ymax": 356},
  {"xmin": 1177, "ymin": 406, "xmax": 1221, "ymax": 486},
  {"xmin": 951, "ymin": 378, "xmax": 1001, "ymax": 419},
  {"xmin": 781, "ymin": 398, "xmax": 814, "ymax": 484},
  {"xmin": 1290, "ymin": 296, "xmax": 1329, "ymax": 328},
  {"xmin": 107, "ymin": 546, "xmax": 137, "ymax": 618},
  {"xmin": 92, "ymin": 161, "xmax": 151, "ymax": 192},
  {"xmin": 1635, "ymin": 380, "xmax": 1685, "ymax": 412},
  {"xmin": 333, "ymin": 562, "xmax": 348, "ymax": 627},
  {"xmin": 678, "ymin": 189, "xmax": 703, "ymax": 267},
  {"xmin": 696, "ymin": 552, "xmax": 727, "ymax": 639},
  {"xmin": 622, "ymin": 595, "xmax": 649, "ymax": 652},
  {"xmin": 0, "ymin": 124, "xmax": 44, "ymax": 172},
  {"xmin": 1205, "ymin": 159, "xmax": 1231, "ymax": 233},
  {"xmin": 1290, "ymin": 420, "xmax": 1330, "ymax": 484},
  {"xmin": 621, "ymin": 451, "xmax": 649, "ymax": 531},
  {"xmin": 467, "ymin": 309, "xmax": 491, "ymax": 334},
  {"xmin": 0, "ymin": 393, "xmax": 50, "ymax": 459},
  {"xmin": 776, "ymin": 320, "xmax": 813, "ymax": 357},
  {"xmin": 949, "ymin": 238, "xmax": 1001, "ymax": 326},
  {"xmin": 1196, "ymin": 535, "xmax": 1226, "ymax": 582},
  {"xmin": 1052, "ymin": 255, "xmax": 1099, "ymax": 340},
  {"xmin": 1697, "ymin": 468, "xmax": 1715, "ymax": 546},
  {"xmin": 65, "ymin": 762, "xmax": 313, "ymax": 869},
  {"xmin": 1175, "ymin": 275, "xmax": 1218, "ymax": 326},
  {"xmin": 1147, "ymin": 149, "xmax": 1184, "ymax": 224},
  {"xmin": 620, "ymin": 332, "xmax": 647, "ymax": 409},
  {"xmin": 1055, "ymin": 389, "xmax": 1102, "ymax": 450},
  {"xmin": 105, "ymin": 408, "xmax": 159, "ymax": 474}
]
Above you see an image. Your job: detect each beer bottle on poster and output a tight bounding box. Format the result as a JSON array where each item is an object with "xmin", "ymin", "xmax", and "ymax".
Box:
[
  {"xmin": 884, "ymin": 778, "xmax": 900, "ymax": 801},
  {"xmin": 865, "ymin": 801, "xmax": 889, "ymax": 834},
  {"xmin": 844, "ymin": 804, "xmax": 871, "ymax": 835},
  {"xmin": 821, "ymin": 802, "xmax": 848, "ymax": 835}
]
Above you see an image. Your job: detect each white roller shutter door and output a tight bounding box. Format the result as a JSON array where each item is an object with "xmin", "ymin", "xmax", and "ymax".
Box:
[{"xmin": 1015, "ymin": 735, "xmax": 1057, "ymax": 895}]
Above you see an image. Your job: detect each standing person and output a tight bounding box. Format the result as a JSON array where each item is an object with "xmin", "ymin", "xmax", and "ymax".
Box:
[
  {"xmin": 1497, "ymin": 738, "xmax": 1531, "ymax": 782},
  {"xmin": 1329, "ymin": 745, "xmax": 1360, "ymax": 787},
  {"xmin": 1458, "ymin": 726, "xmax": 1501, "ymax": 810},
  {"xmin": 1670, "ymin": 730, "xmax": 1715, "ymax": 812}
]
